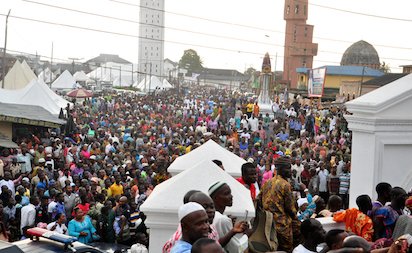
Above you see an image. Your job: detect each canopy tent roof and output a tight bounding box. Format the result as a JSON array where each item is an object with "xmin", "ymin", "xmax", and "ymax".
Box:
[
  {"xmin": 38, "ymin": 67, "xmax": 56, "ymax": 83},
  {"xmin": 51, "ymin": 70, "xmax": 78, "ymax": 90},
  {"xmin": 167, "ymin": 140, "xmax": 246, "ymax": 178},
  {"xmin": 162, "ymin": 78, "xmax": 174, "ymax": 89},
  {"xmin": 133, "ymin": 76, "xmax": 172, "ymax": 91},
  {"xmin": 0, "ymin": 102, "xmax": 65, "ymax": 127},
  {"xmin": 140, "ymin": 159, "xmax": 255, "ymax": 218},
  {"xmin": 0, "ymin": 79, "xmax": 71, "ymax": 115},
  {"xmin": 73, "ymin": 71, "xmax": 89, "ymax": 82},
  {"xmin": 86, "ymin": 62, "xmax": 137, "ymax": 87},
  {"xmin": 3, "ymin": 60, "xmax": 37, "ymax": 90}
]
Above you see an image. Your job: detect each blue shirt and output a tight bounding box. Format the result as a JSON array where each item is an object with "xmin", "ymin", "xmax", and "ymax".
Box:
[{"xmin": 170, "ymin": 240, "xmax": 192, "ymax": 253}]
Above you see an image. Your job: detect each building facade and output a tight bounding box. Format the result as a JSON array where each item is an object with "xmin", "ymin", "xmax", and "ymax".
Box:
[
  {"xmin": 283, "ymin": 0, "xmax": 318, "ymax": 89},
  {"xmin": 138, "ymin": 0, "xmax": 165, "ymax": 82}
]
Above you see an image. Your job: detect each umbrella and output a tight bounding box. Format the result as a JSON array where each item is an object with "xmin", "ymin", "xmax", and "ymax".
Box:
[{"xmin": 66, "ymin": 88, "xmax": 93, "ymax": 98}]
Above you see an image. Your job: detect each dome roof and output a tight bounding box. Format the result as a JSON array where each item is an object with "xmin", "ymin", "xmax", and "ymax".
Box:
[{"xmin": 341, "ymin": 40, "xmax": 380, "ymax": 67}]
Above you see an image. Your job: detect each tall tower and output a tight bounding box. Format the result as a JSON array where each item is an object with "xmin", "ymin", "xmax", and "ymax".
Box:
[
  {"xmin": 283, "ymin": 0, "xmax": 318, "ymax": 89},
  {"xmin": 138, "ymin": 0, "xmax": 165, "ymax": 82}
]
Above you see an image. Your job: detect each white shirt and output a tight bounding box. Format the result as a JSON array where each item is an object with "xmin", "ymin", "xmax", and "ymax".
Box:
[
  {"xmin": 292, "ymin": 164, "xmax": 304, "ymax": 183},
  {"xmin": 248, "ymin": 117, "xmax": 259, "ymax": 132},
  {"xmin": 293, "ymin": 244, "xmax": 317, "ymax": 253},
  {"xmin": 21, "ymin": 204, "xmax": 36, "ymax": 233},
  {"xmin": 213, "ymin": 211, "xmax": 248, "ymax": 253},
  {"xmin": 0, "ymin": 179, "xmax": 15, "ymax": 195},
  {"xmin": 48, "ymin": 201, "xmax": 58, "ymax": 214},
  {"xmin": 318, "ymin": 169, "xmax": 329, "ymax": 192},
  {"xmin": 47, "ymin": 222, "xmax": 68, "ymax": 234}
]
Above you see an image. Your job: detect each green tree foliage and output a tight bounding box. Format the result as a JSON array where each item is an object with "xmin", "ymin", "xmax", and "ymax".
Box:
[
  {"xmin": 244, "ymin": 67, "xmax": 257, "ymax": 77},
  {"xmin": 379, "ymin": 61, "xmax": 391, "ymax": 73},
  {"xmin": 179, "ymin": 49, "xmax": 203, "ymax": 75}
]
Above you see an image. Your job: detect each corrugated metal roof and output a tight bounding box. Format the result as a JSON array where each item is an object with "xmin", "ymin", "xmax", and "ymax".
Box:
[
  {"xmin": 362, "ymin": 73, "xmax": 408, "ymax": 86},
  {"xmin": 296, "ymin": 66, "xmax": 384, "ymax": 77},
  {"xmin": 0, "ymin": 103, "xmax": 66, "ymax": 127}
]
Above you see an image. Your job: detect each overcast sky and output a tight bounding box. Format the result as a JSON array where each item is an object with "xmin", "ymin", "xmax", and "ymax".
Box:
[{"xmin": 1, "ymin": 0, "xmax": 411, "ymax": 73}]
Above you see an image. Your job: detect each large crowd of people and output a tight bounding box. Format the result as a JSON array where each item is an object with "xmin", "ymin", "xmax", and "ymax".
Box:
[{"xmin": 0, "ymin": 86, "xmax": 411, "ymax": 253}]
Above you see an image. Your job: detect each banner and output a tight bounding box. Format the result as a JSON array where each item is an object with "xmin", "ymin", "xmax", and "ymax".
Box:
[{"xmin": 307, "ymin": 67, "xmax": 326, "ymax": 98}]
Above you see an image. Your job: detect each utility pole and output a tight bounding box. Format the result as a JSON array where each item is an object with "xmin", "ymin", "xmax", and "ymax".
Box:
[
  {"xmin": 1, "ymin": 10, "xmax": 11, "ymax": 89},
  {"xmin": 50, "ymin": 42, "xmax": 53, "ymax": 87},
  {"xmin": 119, "ymin": 65, "xmax": 122, "ymax": 87},
  {"xmin": 149, "ymin": 63, "xmax": 152, "ymax": 94}
]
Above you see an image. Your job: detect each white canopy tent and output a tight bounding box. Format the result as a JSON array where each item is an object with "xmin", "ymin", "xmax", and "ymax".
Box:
[
  {"xmin": 86, "ymin": 62, "xmax": 137, "ymax": 87},
  {"xmin": 140, "ymin": 159, "xmax": 255, "ymax": 253},
  {"xmin": 133, "ymin": 76, "xmax": 173, "ymax": 91},
  {"xmin": 168, "ymin": 140, "xmax": 246, "ymax": 177},
  {"xmin": 0, "ymin": 79, "xmax": 71, "ymax": 115},
  {"xmin": 162, "ymin": 78, "xmax": 174, "ymax": 89},
  {"xmin": 51, "ymin": 70, "xmax": 78, "ymax": 90},
  {"xmin": 3, "ymin": 60, "xmax": 37, "ymax": 90},
  {"xmin": 73, "ymin": 71, "xmax": 89, "ymax": 82},
  {"xmin": 38, "ymin": 67, "xmax": 56, "ymax": 84}
]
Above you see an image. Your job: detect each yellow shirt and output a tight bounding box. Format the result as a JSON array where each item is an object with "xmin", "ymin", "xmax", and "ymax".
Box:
[
  {"xmin": 246, "ymin": 103, "xmax": 254, "ymax": 113},
  {"xmin": 109, "ymin": 183, "xmax": 124, "ymax": 197}
]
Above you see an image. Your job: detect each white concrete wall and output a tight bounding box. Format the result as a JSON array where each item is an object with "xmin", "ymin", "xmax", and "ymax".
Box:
[{"xmin": 345, "ymin": 74, "xmax": 412, "ymax": 207}]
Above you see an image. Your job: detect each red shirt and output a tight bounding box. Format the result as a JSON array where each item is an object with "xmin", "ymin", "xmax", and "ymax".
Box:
[{"xmin": 237, "ymin": 177, "xmax": 256, "ymax": 200}]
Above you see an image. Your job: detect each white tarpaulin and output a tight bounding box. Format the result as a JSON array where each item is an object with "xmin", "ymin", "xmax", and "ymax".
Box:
[
  {"xmin": 38, "ymin": 67, "xmax": 56, "ymax": 83},
  {"xmin": 0, "ymin": 79, "xmax": 71, "ymax": 115},
  {"xmin": 73, "ymin": 71, "xmax": 89, "ymax": 82},
  {"xmin": 51, "ymin": 70, "xmax": 78, "ymax": 90},
  {"xmin": 133, "ymin": 76, "xmax": 172, "ymax": 91},
  {"xmin": 86, "ymin": 62, "xmax": 137, "ymax": 87},
  {"xmin": 162, "ymin": 78, "xmax": 174, "ymax": 89},
  {"xmin": 3, "ymin": 60, "xmax": 37, "ymax": 90},
  {"xmin": 168, "ymin": 140, "xmax": 246, "ymax": 178}
]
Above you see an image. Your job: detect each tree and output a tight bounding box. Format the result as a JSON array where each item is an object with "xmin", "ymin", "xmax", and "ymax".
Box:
[
  {"xmin": 179, "ymin": 49, "xmax": 203, "ymax": 75},
  {"xmin": 379, "ymin": 61, "xmax": 391, "ymax": 73},
  {"xmin": 244, "ymin": 67, "xmax": 257, "ymax": 77}
]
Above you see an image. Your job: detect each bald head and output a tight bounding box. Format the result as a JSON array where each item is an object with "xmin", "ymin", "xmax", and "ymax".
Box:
[
  {"xmin": 189, "ymin": 192, "xmax": 216, "ymax": 224},
  {"xmin": 342, "ymin": 235, "xmax": 371, "ymax": 252}
]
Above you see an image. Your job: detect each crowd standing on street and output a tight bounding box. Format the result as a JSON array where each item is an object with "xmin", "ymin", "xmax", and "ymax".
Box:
[{"xmin": 0, "ymin": 87, "xmax": 411, "ymax": 253}]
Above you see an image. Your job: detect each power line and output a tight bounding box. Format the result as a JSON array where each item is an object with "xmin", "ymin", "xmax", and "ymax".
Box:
[
  {"xmin": 110, "ymin": 0, "xmax": 412, "ymax": 51},
  {"xmin": 1, "ymin": 13, "xmax": 409, "ymax": 68},
  {"xmin": 310, "ymin": 2, "xmax": 412, "ymax": 22},
  {"xmin": 18, "ymin": 0, "xmax": 412, "ymax": 62}
]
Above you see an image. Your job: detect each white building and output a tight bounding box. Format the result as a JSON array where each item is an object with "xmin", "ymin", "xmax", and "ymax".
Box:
[{"xmin": 138, "ymin": 0, "xmax": 165, "ymax": 82}]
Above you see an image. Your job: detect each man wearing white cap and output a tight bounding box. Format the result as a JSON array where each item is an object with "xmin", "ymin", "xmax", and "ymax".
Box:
[{"xmin": 170, "ymin": 202, "xmax": 210, "ymax": 253}]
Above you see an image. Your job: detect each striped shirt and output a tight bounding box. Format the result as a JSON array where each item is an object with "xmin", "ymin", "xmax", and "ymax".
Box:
[{"xmin": 339, "ymin": 172, "xmax": 351, "ymax": 194}]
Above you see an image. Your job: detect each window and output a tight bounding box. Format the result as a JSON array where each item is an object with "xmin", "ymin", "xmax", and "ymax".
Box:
[
  {"xmin": 295, "ymin": 5, "xmax": 299, "ymax": 14},
  {"xmin": 287, "ymin": 5, "xmax": 290, "ymax": 14},
  {"xmin": 304, "ymin": 5, "xmax": 307, "ymax": 15}
]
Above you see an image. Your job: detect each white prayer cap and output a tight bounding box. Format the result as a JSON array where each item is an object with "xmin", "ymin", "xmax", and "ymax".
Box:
[
  {"xmin": 178, "ymin": 202, "xmax": 205, "ymax": 222},
  {"xmin": 297, "ymin": 198, "xmax": 308, "ymax": 208}
]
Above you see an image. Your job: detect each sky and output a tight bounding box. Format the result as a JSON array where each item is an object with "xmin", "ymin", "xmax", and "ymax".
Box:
[{"xmin": 1, "ymin": 0, "xmax": 412, "ymax": 73}]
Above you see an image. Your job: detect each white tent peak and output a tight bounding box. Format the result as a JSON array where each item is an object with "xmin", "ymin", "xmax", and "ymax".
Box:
[
  {"xmin": 140, "ymin": 159, "xmax": 255, "ymax": 253},
  {"xmin": 0, "ymin": 79, "xmax": 71, "ymax": 115},
  {"xmin": 168, "ymin": 139, "xmax": 247, "ymax": 177},
  {"xmin": 73, "ymin": 71, "xmax": 89, "ymax": 82},
  {"xmin": 52, "ymin": 70, "xmax": 78, "ymax": 90},
  {"xmin": 162, "ymin": 78, "xmax": 173, "ymax": 89},
  {"xmin": 38, "ymin": 67, "xmax": 56, "ymax": 83},
  {"xmin": 3, "ymin": 60, "xmax": 37, "ymax": 90},
  {"xmin": 134, "ymin": 76, "xmax": 173, "ymax": 91}
]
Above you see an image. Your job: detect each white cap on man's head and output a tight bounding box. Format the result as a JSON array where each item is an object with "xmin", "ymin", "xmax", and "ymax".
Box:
[{"xmin": 178, "ymin": 202, "xmax": 205, "ymax": 222}]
